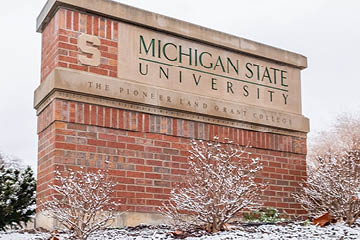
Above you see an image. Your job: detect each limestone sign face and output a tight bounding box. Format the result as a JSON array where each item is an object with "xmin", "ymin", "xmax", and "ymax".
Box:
[{"xmin": 118, "ymin": 23, "xmax": 300, "ymax": 115}]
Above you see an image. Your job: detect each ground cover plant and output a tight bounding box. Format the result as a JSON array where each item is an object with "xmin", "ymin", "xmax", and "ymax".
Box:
[{"xmin": 243, "ymin": 207, "xmax": 286, "ymax": 223}]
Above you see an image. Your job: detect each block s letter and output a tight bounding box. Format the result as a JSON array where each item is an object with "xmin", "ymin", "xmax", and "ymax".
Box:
[{"xmin": 78, "ymin": 34, "xmax": 101, "ymax": 66}]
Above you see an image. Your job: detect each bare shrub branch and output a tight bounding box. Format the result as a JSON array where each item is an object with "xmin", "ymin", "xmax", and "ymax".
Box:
[
  {"xmin": 43, "ymin": 167, "xmax": 121, "ymax": 240},
  {"xmin": 294, "ymin": 114, "xmax": 360, "ymax": 225},
  {"xmin": 161, "ymin": 136, "xmax": 264, "ymax": 232}
]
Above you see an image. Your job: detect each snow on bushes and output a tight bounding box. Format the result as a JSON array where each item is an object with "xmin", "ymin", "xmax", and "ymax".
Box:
[
  {"xmin": 43, "ymin": 167, "xmax": 121, "ymax": 240},
  {"xmin": 294, "ymin": 114, "xmax": 360, "ymax": 225},
  {"xmin": 161, "ymin": 137, "xmax": 265, "ymax": 232}
]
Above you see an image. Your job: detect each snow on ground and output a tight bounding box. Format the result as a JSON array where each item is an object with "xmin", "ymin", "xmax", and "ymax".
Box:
[
  {"xmin": 1, "ymin": 222, "xmax": 360, "ymax": 240},
  {"xmin": 0, "ymin": 232, "xmax": 49, "ymax": 240}
]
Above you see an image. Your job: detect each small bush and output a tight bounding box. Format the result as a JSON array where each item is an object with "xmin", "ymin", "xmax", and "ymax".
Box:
[
  {"xmin": 43, "ymin": 167, "xmax": 121, "ymax": 240},
  {"xmin": 243, "ymin": 208, "xmax": 285, "ymax": 223},
  {"xmin": 294, "ymin": 114, "xmax": 360, "ymax": 225},
  {"xmin": 161, "ymin": 137, "xmax": 265, "ymax": 232}
]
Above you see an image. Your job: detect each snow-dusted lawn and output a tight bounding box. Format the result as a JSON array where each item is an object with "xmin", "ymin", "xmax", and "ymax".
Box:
[{"xmin": 1, "ymin": 223, "xmax": 360, "ymax": 239}]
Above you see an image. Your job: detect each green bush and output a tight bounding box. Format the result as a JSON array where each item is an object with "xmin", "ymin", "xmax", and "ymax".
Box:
[
  {"xmin": 243, "ymin": 208, "xmax": 285, "ymax": 223},
  {"xmin": 0, "ymin": 165, "xmax": 36, "ymax": 230}
]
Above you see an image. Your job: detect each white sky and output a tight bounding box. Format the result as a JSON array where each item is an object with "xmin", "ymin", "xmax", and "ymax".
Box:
[{"xmin": 0, "ymin": 0, "xmax": 359, "ymax": 170}]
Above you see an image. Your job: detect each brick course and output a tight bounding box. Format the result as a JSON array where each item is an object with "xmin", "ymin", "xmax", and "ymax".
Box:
[{"xmin": 37, "ymin": 98, "xmax": 307, "ymax": 216}]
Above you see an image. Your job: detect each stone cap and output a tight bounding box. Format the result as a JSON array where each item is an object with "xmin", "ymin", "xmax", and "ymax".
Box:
[{"xmin": 36, "ymin": 0, "xmax": 307, "ymax": 69}]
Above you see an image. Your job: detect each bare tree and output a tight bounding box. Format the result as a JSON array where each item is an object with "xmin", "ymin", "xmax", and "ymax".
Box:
[
  {"xmin": 0, "ymin": 151, "xmax": 23, "ymax": 170},
  {"xmin": 294, "ymin": 114, "xmax": 360, "ymax": 225},
  {"xmin": 161, "ymin": 137, "xmax": 264, "ymax": 232},
  {"xmin": 43, "ymin": 167, "xmax": 121, "ymax": 240}
]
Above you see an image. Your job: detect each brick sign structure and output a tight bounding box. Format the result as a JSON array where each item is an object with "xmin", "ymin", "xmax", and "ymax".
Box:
[{"xmin": 35, "ymin": 0, "xmax": 309, "ymax": 228}]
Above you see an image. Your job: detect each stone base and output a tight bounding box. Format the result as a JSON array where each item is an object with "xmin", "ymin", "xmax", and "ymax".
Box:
[
  {"xmin": 115, "ymin": 212, "xmax": 167, "ymax": 227},
  {"xmin": 35, "ymin": 211, "xmax": 58, "ymax": 230},
  {"xmin": 35, "ymin": 211, "xmax": 167, "ymax": 231}
]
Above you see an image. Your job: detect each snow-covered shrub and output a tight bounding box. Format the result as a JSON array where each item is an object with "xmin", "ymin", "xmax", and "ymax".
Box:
[
  {"xmin": 0, "ymin": 153, "xmax": 36, "ymax": 231},
  {"xmin": 294, "ymin": 114, "xmax": 360, "ymax": 225},
  {"xmin": 161, "ymin": 137, "xmax": 264, "ymax": 232},
  {"xmin": 43, "ymin": 167, "xmax": 121, "ymax": 240}
]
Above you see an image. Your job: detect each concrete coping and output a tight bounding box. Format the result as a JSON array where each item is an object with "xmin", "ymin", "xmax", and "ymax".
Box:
[{"xmin": 36, "ymin": 0, "xmax": 307, "ymax": 69}]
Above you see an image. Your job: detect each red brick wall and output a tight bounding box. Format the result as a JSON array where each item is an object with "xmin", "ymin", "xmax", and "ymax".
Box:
[
  {"xmin": 37, "ymin": 7, "xmax": 307, "ymax": 218},
  {"xmin": 37, "ymin": 98, "xmax": 307, "ymax": 216}
]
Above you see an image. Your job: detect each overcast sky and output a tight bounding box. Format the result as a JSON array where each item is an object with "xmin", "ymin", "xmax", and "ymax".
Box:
[{"xmin": 0, "ymin": 0, "xmax": 359, "ymax": 170}]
